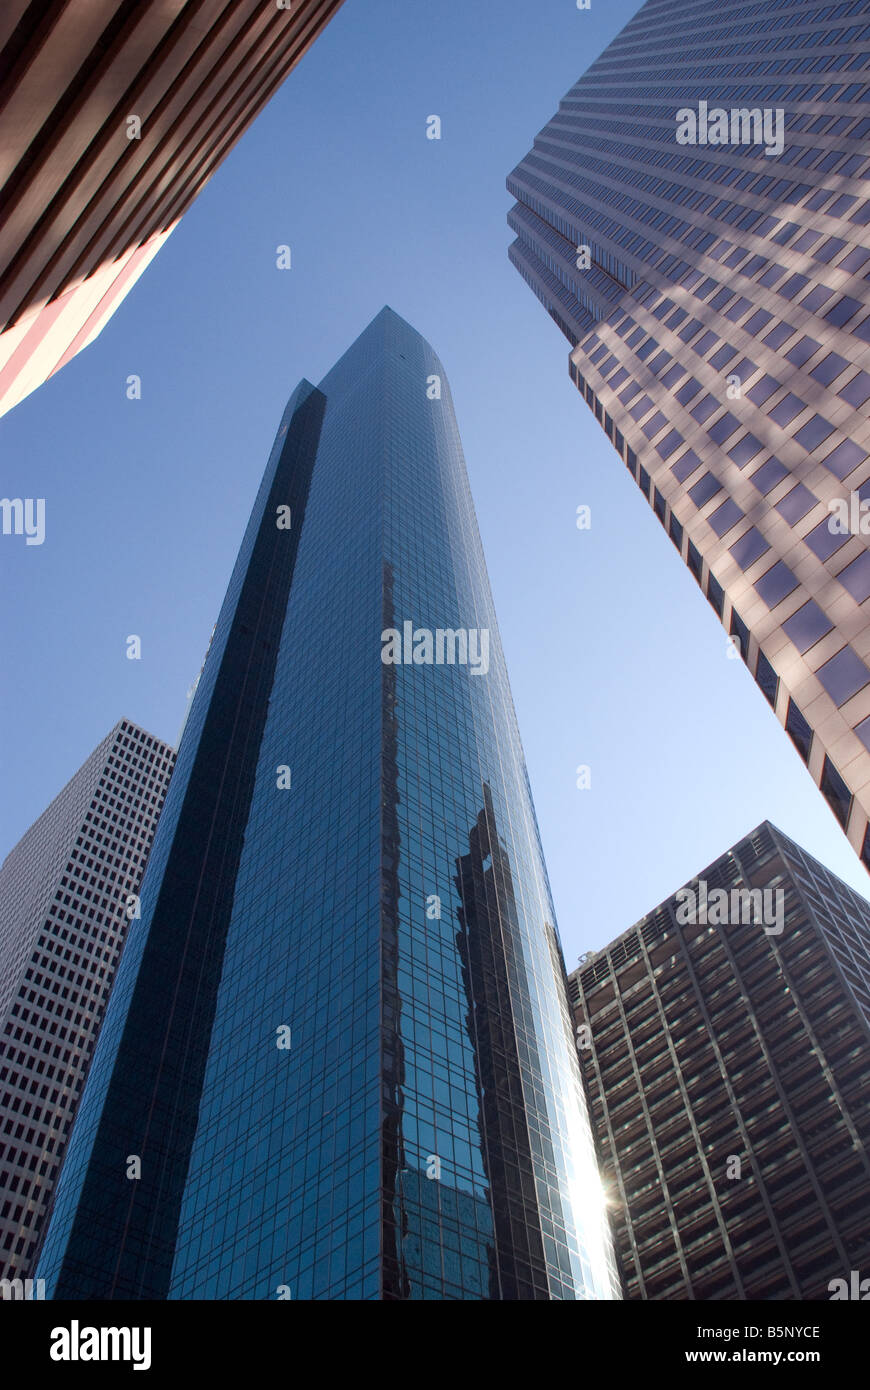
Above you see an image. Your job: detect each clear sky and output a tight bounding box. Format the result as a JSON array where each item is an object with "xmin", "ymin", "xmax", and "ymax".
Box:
[{"xmin": 2, "ymin": 0, "xmax": 868, "ymax": 969}]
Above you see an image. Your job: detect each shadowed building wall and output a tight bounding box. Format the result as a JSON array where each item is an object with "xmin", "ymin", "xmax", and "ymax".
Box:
[
  {"xmin": 0, "ymin": 0, "xmax": 344, "ymax": 419},
  {"xmin": 569, "ymin": 821, "xmax": 870, "ymax": 1300}
]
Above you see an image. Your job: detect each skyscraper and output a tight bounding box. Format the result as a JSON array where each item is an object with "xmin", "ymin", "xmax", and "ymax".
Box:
[
  {"xmin": 569, "ymin": 821, "xmax": 870, "ymax": 1300},
  {"xmin": 508, "ymin": 0, "xmax": 870, "ymax": 866},
  {"xmin": 0, "ymin": 720, "xmax": 174, "ymax": 1284},
  {"xmin": 36, "ymin": 308, "xmax": 619, "ymax": 1301},
  {"xmin": 0, "ymin": 0, "xmax": 345, "ymax": 420}
]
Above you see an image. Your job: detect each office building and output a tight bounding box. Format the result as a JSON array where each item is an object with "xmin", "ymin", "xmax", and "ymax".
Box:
[
  {"xmin": 36, "ymin": 308, "xmax": 619, "ymax": 1301},
  {"xmin": 508, "ymin": 0, "xmax": 870, "ymax": 865},
  {"xmin": 0, "ymin": 0, "xmax": 344, "ymax": 419},
  {"xmin": 0, "ymin": 719, "xmax": 174, "ymax": 1283},
  {"xmin": 569, "ymin": 821, "xmax": 870, "ymax": 1299}
]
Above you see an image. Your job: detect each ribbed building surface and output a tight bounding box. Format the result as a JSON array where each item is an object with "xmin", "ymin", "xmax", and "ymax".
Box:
[
  {"xmin": 508, "ymin": 0, "xmax": 870, "ymax": 866},
  {"xmin": 0, "ymin": 0, "xmax": 344, "ymax": 418},
  {"xmin": 0, "ymin": 719, "xmax": 174, "ymax": 1283},
  {"xmin": 568, "ymin": 821, "xmax": 870, "ymax": 1300}
]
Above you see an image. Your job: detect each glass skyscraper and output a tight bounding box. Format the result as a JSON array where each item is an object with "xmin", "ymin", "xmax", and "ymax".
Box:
[
  {"xmin": 36, "ymin": 307, "xmax": 619, "ymax": 1301},
  {"xmin": 508, "ymin": 0, "xmax": 870, "ymax": 868},
  {"xmin": 569, "ymin": 822, "xmax": 870, "ymax": 1300}
]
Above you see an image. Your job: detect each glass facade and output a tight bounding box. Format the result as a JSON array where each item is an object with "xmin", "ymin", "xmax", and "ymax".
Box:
[
  {"xmin": 37, "ymin": 307, "xmax": 619, "ymax": 1301},
  {"xmin": 507, "ymin": 0, "xmax": 870, "ymax": 868}
]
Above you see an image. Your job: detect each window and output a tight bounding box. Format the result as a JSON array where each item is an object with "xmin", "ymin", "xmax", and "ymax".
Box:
[
  {"xmin": 729, "ymin": 527, "xmax": 769, "ymax": 570},
  {"xmin": 708, "ymin": 413, "xmax": 739, "ymax": 445},
  {"xmin": 775, "ymin": 484, "xmax": 816, "ymax": 523},
  {"xmin": 728, "ymin": 434, "xmax": 763, "ymax": 468},
  {"xmin": 675, "ymin": 378, "xmax": 701, "ymax": 405},
  {"xmin": 755, "ymin": 651, "xmax": 779, "ymax": 708},
  {"xmin": 800, "ymin": 285, "xmax": 833, "ymax": 314},
  {"xmin": 657, "ymin": 429, "xmax": 683, "ymax": 460},
  {"xmin": 805, "ymin": 517, "xmax": 849, "ymax": 561},
  {"xmin": 762, "ymin": 322, "xmax": 794, "ymax": 350},
  {"xmin": 794, "ymin": 415, "xmax": 835, "ymax": 452},
  {"xmin": 800, "ymin": 355, "xmax": 844, "ymax": 389},
  {"xmin": 782, "ymin": 600, "xmax": 833, "ymax": 654},
  {"xmin": 820, "ymin": 758, "xmax": 852, "ymax": 829},
  {"xmin": 687, "ymin": 541, "xmax": 703, "ymax": 582},
  {"xmin": 755, "ymin": 561, "xmax": 798, "ymax": 609},
  {"xmin": 839, "ymin": 372, "xmax": 870, "ymax": 409},
  {"xmin": 709, "ymin": 499, "xmax": 743, "ymax": 537},
  {"xmin": 825, "ymin": 296, "xmax": 861, "ymax": 328},
  {"xmin": 836, "ymin": 551, "xmax": 870, "ymax": 604},
  {"xmin": 816, "ymin": 646, "xmax": 870, "ymax": 706},
  {"xmin": 679, "ymin": 318, "xmax": 704, "ymax": 342},
  {"xmin": 759, "ymin": 266, "xmax": 786, "ymax": 288},
  {"xmin": 691, "ymin": 395, "xmax": 718, "ymax": 424},
  {"xmin": 671, "ymin": 449, "xmax": 701, "ymax": 483},
  {"xmin": 769, "ymin": 393, "xmax": 805, "ymax": 428},
  {"xmin": 779, "ymin": 273, "xmax": 809, "ymax": 300},
  {"xmin": 747, "ymin": 374, "xmax": 779, "ymax": 406},
  {"xmin": 724, "ymin": 296, "xmax": 752, "ymax": 323},
  {"xmin": 744, "ymin": 310, "xmax": 772, "ymax": 335},
  {"xmin": 852, "ymin": 713, "xmax": 870, "ymax": 754},
  {"xmin": 786, "ymin": 336, "xmax": 821, "ymax": 368},
  {"xmin": 860, "ymin": 823, "xmax": 870, "ymax": 873},
  {"xmin": 729, "ymin": 608, "xmax": 749, "ymax": 663},
  {"xmin": 706, "ymin": 572, "xmax": 724, "ymax": 617},
  {"xmin": 642, "ymin": 410, "xmax": 668, "ymax": 439},
  {"xmin": 785, "ymin": 700, "xmax": 813, "ymax": 764},
  {"xmin": 821, "ymin": 439, "xmax": 866, "ymax": 480},
  {"xmin": 840, "ymin": 247, "xmax": 870, "ymax": 275},
  {"xmin": 813, "ymin": 237, "xmax": 845, "ymax": 264},
  {"xmin": 660, "ymin": 364, "xmax": 684, "ymax": 389},
  {"xmin": 709, "ymin": 345, "xmax": 737, "ymax": 371},
  {"xmin": 689, "ymin": 473, "xmax": 721, "ymax": 508}
]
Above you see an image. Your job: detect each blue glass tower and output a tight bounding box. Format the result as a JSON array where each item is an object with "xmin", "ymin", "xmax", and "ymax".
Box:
[{"xmin": 37, "ymin": 308, "xmax": 618, "ymax": 1301}]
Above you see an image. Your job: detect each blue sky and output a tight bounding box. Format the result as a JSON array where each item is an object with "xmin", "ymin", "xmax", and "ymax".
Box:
[{"xmin": 1, "ymin": 0, "xmax": 868, "ymax": 967}]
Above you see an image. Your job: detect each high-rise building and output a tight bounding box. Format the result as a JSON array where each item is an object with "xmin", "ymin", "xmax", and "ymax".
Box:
[
  {"xmin": 36, "ymin": 308, "xmax": 619, "ymax": 1302},
  {"xmin": 507, "ymin": 0, "xmax": 870, "ymax": 866},
  {"xmin": 0, "ymin": 0, "xmax": 345, "ymax": 420},
  {"xmin": 568, "ymin": 821, "xmax": 870, "ymax": 1300},
  {"xmin": 0, "ymin": 719, "xmax": 175, "ymax": 1284}
]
